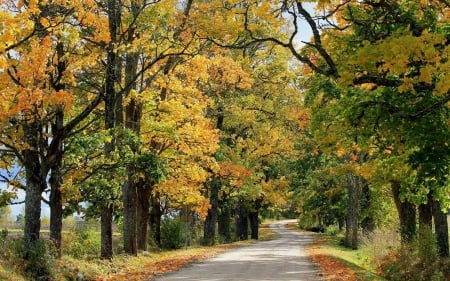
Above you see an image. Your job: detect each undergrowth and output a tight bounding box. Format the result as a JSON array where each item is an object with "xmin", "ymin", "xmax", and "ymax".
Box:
[{"xmin": 0, "ymin": 222, "xmax": 276, "ymax": 281}]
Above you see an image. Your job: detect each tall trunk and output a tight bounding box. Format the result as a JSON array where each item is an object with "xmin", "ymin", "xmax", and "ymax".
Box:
[
  {"xmin": 150, "ymin": 194, "xmax": 162, "ymax": 247},
  {"xmin": 49, "ymin": 108, "xmax": 64, "ymax": 257},
  {"xmin": 418, "ymin": 193, "xmax": 432, "ymax": 234},
  {"xmin": 391, "ymin": 180, "xmax": 417, "ymax": 243},
  {"xmin": 360, "ymin": 179, "xmax": 375, "ymax": 235},
  {"xmin": 235, "ymin": 198, "xmax": 248, "ymax": 240},
  {"xmin": 344, "ymin": 173, "xmax": 360, "ymax": 249},
  {"xmin": 23, "ymin": 167, "xmax": 44, "ymax": 259},
  {"xmin": 137, "ymin": 183, "xmax": 152, "ymax": 251},
  {"xmin": 101, "ymin": 204, "xmax": 114, "ymax": 259},
  {"xmin": 99, "ymin": 0, "xmax": 121, "ymax": 260},
  {"xmin": 248, "ymin": 211, "xmax": 259, "ymax": 240},
  {"xmin": 49, "ymin": 150, "xmax": 63, "ymax": 256},
  {"xmin": 23, "ymin": 121, "xmax": 45, "ymax": 259},
  {"xmin": 218, "ymin": 201, "xmax": 231, "ymax": 243},
  {"xmin": 432, "ymin": 199, "xmax": 449, "ymax": 257},
  {"xmin": 122, "ymin": 179, "xmax": 137, "ymax": 255},
  {"xmin": 122, "ymin": 3, "xmax": 141, "ymax": 254},
  {"xmin": 203, "ymin": 177, "xmax": 219, "ymax": 245}
]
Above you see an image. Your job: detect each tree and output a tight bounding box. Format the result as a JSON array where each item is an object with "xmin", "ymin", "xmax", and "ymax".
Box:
[{"xmin": 0, "ymin": 0, "xmax": 105, "ymax": 260}]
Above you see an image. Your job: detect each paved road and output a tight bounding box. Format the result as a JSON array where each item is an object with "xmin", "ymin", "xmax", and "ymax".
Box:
[{"xmin": 153, "ymin": 220, "xmax": 323, "ymax": 281}]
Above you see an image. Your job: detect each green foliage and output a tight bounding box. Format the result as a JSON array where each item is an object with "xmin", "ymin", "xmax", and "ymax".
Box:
[
  {"xmin": 0, "ymin": 206, "xmax": 13, "ymax": 226},
  {"xmin": 160, "ymin": 217, "xmax": 184, "ymax": 250},
  {"xmin": 0, "ymin": 192, "xmax": 16, "ymax": 209},
  {"xmin": 65, "ymin": 223, "xmax": 101, "ymax": 258},
  {"xmin": 24, "ymin": 240, "xmax": 56, "ymax": 281},
  {"xmin": 325, "ymin": 225, "xmax": 340, "ymax": 236},
  {"xmin": 0, "ymin": 231, "xmax": 23, "ymax": 265},
  {"xmin": 378, "ymin": 230, "xmax": 448, "ymax": 281}
]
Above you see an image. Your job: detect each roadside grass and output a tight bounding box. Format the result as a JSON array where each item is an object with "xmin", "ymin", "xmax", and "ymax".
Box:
[
  {"xmin": 0, "ymin": 223, "xmax": 276, "ymax": 281},
  {"xmin": 286, "ymin": 222, "xmax": 386, "ymax": 281},
  {"xmin": 308, "ymin": 235, "xmax": 386, "ymax": 281},
  {"xmin": 57, "ymin": 223, "xmax": 276, "ymax": 281}
]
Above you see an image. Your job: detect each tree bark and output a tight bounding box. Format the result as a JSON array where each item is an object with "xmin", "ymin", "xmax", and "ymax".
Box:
[
  {"xmin": 49, "ymin": 107, "xmax": 64, "ymax": 257},
  {"xmin": 418, "ymin": 193, "xmax": 432, "ymax": 234},
  {"xmin": 235, "ymin": 198, "xmax": 248, "ymax": 240},
  {"xmin": 23, "ymin": 166, "xmax": 44, "ymax": 259},
  {"xmin": 23, "ymin": 120, "xmax": 46, "ymax": 259},
  {"xmin": 49, "ymin": 144, "xmax": 63, "ymax": 257},
  {"xmin": 149, "ymin": 193, "xmax": 162, "ymax": 247},
  {"xmin": 121, "ymin": 4, "xmax": 141, "ymax": 253},
  {"xmin": 218, "ymin": 201, "xmax": 231, "ymax": 243},
  {"xmin": 391, "ymin": 180, "xmax": 417, "ymax": 243},
  {"xmin": 101, "ymin": 204, "xmax": 114, "ymax": 259},
  {"xmin": 432, "ymin": 199, "xmax": 449, "ymax": 257},
  {"xmin": 137, "ymin": 183, "xmax": 151, "ymax": 251},
  {"xmin": 360, "ymin": 179, "xmax": 375, "ymax": 235},
  {"xmin": 122, "ymin": 178, "xmax": 137, "ymax": 255},
  {"xmin": 99, "ymin": 0, "xmax": 121, "ymax": 260},
  {"xmin": 203, "ymin": 177, "xmax": 219, "ymax": 245},
  {"xmin": 248, "ymin": 211, "xmax": 259, "ymax": 240},
  {"xmin": 344, "ymin": 173, "xmax": 361, "ymax": 249}
]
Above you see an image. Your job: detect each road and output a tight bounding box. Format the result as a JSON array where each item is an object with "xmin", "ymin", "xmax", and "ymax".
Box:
[{"xmin": 153, "ymin": 220, "xmax": 324, "ymax": 281}]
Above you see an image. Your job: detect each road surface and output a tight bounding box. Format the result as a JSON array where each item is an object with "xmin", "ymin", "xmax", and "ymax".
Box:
[{"xmin": 153, "ymin": 220, "xmax": 323, "ymax": 281}]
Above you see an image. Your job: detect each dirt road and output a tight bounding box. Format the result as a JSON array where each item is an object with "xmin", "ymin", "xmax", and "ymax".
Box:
[{"xmin": 153, "ymin": 220, "xmax": 323, "ymax": 281}]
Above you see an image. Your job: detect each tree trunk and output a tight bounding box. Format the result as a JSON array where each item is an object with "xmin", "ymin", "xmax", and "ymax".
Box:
[
  {"xmin": 432, "ymin": 199, "xmax": 449, "ymax": 257},
  {"xmin": 23, "ymin": 168, "xmax": 44, "ymax": 259},
  {"xmin": 101, "ymin": 204, "xmax": 114, "ymax": 259},
  {"xmin": 23, "ymin": 122, "xmax": 45, "ymax": 259},
  {"xmin": 235, "ymin": 198, "xmax": 248, "ymax": 240},
  {"xmin": 122, "ymin": 7, "xmax": 140, "ymax": 253},
  {"xmin": 391, "ymin": 180, "xmax": 417, "ymax": 243},
  {"xmin": 49, "ymin": 150, "xmax": 63, "ymax": 257},
  {"xmin": 248, "ymin": 211, "xmax": 259, "ymax": 240},
  {"xmin": 203, "ymin": 178, "xmax": 219, "ymax": 245},
  {"xmin": 99, "ymin": 0, "xmax": 121, "ymax": 260},
  {"xmin": 418, "ymin": 193, "xmax": 432, "ymax": 234},
  {"xmin": 360, "ymin": 179, "xmax": 375, "ymax": 235},
  {"xmin": 218, "ymin": 202, "xmax": 231, "ymax": 243},
  {"xmin": 137, "ymin": 183, "xmax": 151, "ymax": 251},
  {"xmin": 344, "ymin": 173, "xmax": 361, "ymax": 249},
  {"xmin": 122, "ymin": 179, "xmax": 137, "ymax": 255},
  {"xmin": 149, "ymin": 194, "xmax": 162, "ymax": 247},
  {"xmin": 49, "ymin": 108, "xmax": 64, "ymax": 257}
]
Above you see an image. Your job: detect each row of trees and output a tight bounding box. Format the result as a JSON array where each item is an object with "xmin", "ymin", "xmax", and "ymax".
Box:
[
  {"xmin": 191, "ymin": 0, "xmax": 449, "ymax": 257},
  {"xmin": 275, "ymin": 0, "xmax": 449, "ymax": 256},
  {"xmin": 0, "ymin": 0, "xmax": 300, "ymax": 269}
]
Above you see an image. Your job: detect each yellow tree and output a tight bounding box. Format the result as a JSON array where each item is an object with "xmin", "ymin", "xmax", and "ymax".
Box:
[{"xmin": 0, "ymin": 0, "xmax": 106, "ymax": 263}]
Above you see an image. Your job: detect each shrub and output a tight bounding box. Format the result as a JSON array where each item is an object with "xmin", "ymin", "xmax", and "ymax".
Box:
[
  {"xmin": 378, "ymin": 229, "xmax": 446, "ymax": 281},
  {"xmin": 25, "ymin": 240, "xmax": 56, "ymax": 281},
  {"xmin": 0, "ymin": 231, "xmax": 25, "ymax": 280},
  {"xmin": 65, "ymin": 224, "xmax": 101, "ymax": 258},
  {"xmin": 325, "ymin": 225, "xmax": 340, "ymax": 236},
  {"xmin": 160, "ymin": 217, "xmax": 184, "ymax": 250}
]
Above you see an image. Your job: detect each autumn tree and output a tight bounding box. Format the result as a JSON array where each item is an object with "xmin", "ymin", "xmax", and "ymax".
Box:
[{"xmin": 0, "ymin": 0, "xmax": 106, "ymax": 263}]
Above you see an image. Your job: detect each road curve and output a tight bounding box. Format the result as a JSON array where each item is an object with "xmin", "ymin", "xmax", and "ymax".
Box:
[{"xmin": 152, "ymin": 220, "xmax": 324, "ymax": 281}]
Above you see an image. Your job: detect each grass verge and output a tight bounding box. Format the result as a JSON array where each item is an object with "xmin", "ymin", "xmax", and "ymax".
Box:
[
  {"xmin": 286, "ymin": 222, "xmax": 385, "ymax": 281},
  {"xmin": 307, "ymin": 235, "xmax": 386, "ymax": 281},
  {"xmin": 1, "ymin": 224, "xmax": 276, "ymax": 281}
]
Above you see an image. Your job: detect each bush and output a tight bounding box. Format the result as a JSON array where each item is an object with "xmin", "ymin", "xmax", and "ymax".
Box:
[
  {"xmin": 65, "ymin": 224, "xmax": 101, "ymax": 258},
  {"xmin": 0, "ymin": 231, "xmax": 25, "ymax": 280},
  {"xmin": 25, "ymin": 240, "xmax": 56, "ymax": 281},
  {"xmin": 325, "ymin": 225, "xmax": 340, "ymax": 236},
  {"xmin": 160, "ymin": 217, "xmax": 184, "ymax": 250},
  {"xmin": 378, "ymin": 229, "xmax": 446, "ymax": 281}
]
